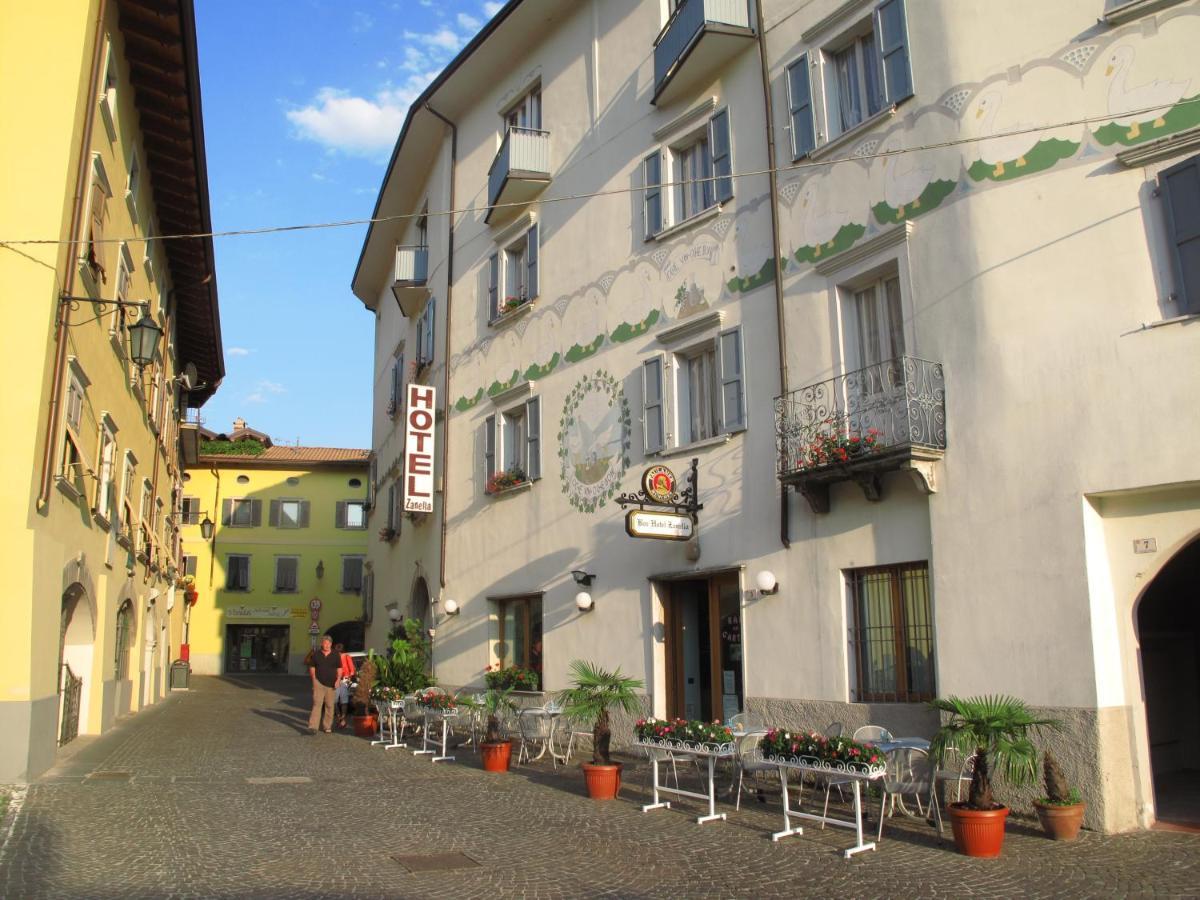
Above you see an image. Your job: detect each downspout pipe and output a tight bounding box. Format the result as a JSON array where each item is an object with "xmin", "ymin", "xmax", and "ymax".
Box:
[
  {"xmin": 38, "ymin": 0, "xmax": 108, "ymax": 511},
  {"xmin": 424, "ymin": 103, "xmax": 456, "ymax": 590},
  {"xmin": 753, "ymin": 0, "xmax": 791, "ymax": 549}
]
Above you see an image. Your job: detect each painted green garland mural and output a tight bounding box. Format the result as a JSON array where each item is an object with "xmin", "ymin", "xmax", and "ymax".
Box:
[{"xmin": 557, "ymin": 371, "xmax": 631, "ymax": 514}]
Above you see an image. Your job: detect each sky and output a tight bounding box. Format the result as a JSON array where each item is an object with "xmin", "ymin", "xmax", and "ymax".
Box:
[{"xmin": 193, "ymin": 1, "xmax": 505, "ymax": 449}]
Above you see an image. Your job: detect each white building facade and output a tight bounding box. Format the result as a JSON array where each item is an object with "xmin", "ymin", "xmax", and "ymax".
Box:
[{"xmin": 352, "ymin": 0, "xmax": 1200, "ymax": 833}]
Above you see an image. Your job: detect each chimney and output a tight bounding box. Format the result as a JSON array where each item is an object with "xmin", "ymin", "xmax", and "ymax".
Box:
[{"xmin": 233, "ymin": 417, "xmax": 246, "ymax": 431}]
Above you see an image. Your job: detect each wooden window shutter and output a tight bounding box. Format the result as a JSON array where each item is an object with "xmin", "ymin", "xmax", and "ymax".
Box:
[
  {"xmin": 642, "ymin": 356, "xmax": 666, "ymax": 454},
  {"xmin": 484, "ymin": 414, "xmax": 496, "ymax": 479},
  {"xmin": 488, "ymin": 252, "xmax": 500, "ymax": 319},
  {"xmin": 269, "ymin": 499, "xmax": 280, "ymax": 527},
  {"xmin": 875, "ymin": 0, "xmax": 913, "ymax": 105},
  {"xmin": 299, "ymin": 500, "xmax": 311, "ymax": 527},
  {"xmin": 787, "ymin": 54, "xmax": 816, "ymax": 159},
  {"xmin": 718, "ymin": 325, "xmax": 747, "ymax": 432},
  {"xmin": 250, "ymin": 499, "xmax": 263, "ymax": 526},
  {"xmin": 221, "ymin": 497, "xmax": 232, "ymax": 526},
  {"xmin": 1162, "ymin": 154, "xmax": 1200, "ymax": 315},
  {"xmin": 709, "ymin": 109, "xmax": 733, "ymax": 202},
  {"xmin": 526, "ymin": 223, "xmax": 539, "ymax": 300},
  {"xmin": 335, "ymin": 500, "xmax": 347, "ymax": 528},
  {"xmin": 642, "ymin": 151, "xmax": 662, "ymax": 239},
  {"xmin": 525, "ymin": 396, "xmax": 541, "ymax": 480}
]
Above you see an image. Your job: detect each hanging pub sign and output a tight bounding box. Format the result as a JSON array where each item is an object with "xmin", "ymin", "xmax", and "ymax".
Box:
[
  {"xmin": 403, "ymin": 383, "xmax": 436, "ymax": 513},
  {"xmin": 617, "ymin": 459, "xmax": 703, "ymax": 541}
]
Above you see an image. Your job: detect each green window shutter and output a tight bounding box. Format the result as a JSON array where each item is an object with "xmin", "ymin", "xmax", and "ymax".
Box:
[
  {"xmin": 643, "ymin": 151, "xmax": 662, "ymax": 239},
  {"xmin": 250, "ymin": 499, "xmax": 262, "ymax": 527},
  {"xmin": 269, "ymin": 499, "xmax": 280, "ymax": 527},
  {"xmin": 525, "ymin": 396, "xmax": 541, "ymax": 480},
  {"xmin": 787, "ymin": 53, "xmax": 816, "ymax": 159},
  {"xmin": 299, "ymin": 500, "xmax": 311, "ymax": 528},
  {"xmin": 335, "ymin": 500, "xmax": 347, "ymax": 529},
  {"xmin": 221, "ymin": 498, "xmax": 232, "ymax": 526},
  {"xmin": 710, "ymin": 109, "xmax": 733, "ymax": 203},
  {"xmin": 718, "ymin": 325, "xmax": 746, "ymax": 432},
  {"xmin": 642, "ymin": 356, "xmax": 665, "ymax": 454},
  {"xmin": 875, "ymin": 0, "xmax": 913, "ymax": 104},
  {"xmin": 526, "ymin": 223, "xmax": 539, "ymax": 300}
]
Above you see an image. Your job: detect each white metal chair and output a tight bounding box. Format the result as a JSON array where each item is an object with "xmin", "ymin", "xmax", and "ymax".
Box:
[
  {"xmin": 728, "ymin": 712, "xmax": 765, "ymax": 733},
  {"xmin": 935, "ymin": 749, "xmax": 976, "ymax": 805},
  {"xmin": 398, "ymin": 693, "xmax": 425, "ymax": 742},
  {"xmin": 877, "ymin": 747, "xmax": 940, "ymax": 841},
  {"xmin": 730, "ymin": 731, "xmax": 777, "ymax": 810},
  {"xmin": 516, "ymin": 707, "xmax": 558, "ymax": 768},
  {"xmin": 454, "ymin": 690, "xmax": 485, "ymax": 751},
  {"xmin": 852, "ymin": 724, "xmax": 894, "ymax": 744},
  {"xmin": 824, "ymin": 721, "xmax": 844, "ymax": 738}
]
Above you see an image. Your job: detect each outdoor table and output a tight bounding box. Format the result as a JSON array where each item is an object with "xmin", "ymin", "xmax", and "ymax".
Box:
[
  {"xmin": 752, "ymin": 749, "xmax": 887, "ymax": 858},
  {"xmin": 875, "ymin": 737, "xmax": 933, "ymax": 820},
  {"xmin": 635, "ymin": 738, "xmax": 736, "ymax": 825},
  {"xmin": 519, "ymin": 708, "xmax": 562, "ymax": 764},
  {"xmin": 371, "ymin": 700, "xmax": 407, "ymax": 749},
  {"xmin": 414, "ymin": 706, "xmax": 457, "ymax": 762}
]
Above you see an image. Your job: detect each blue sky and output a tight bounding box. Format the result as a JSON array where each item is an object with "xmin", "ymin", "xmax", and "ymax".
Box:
[{"xmin": 193, "ymin": 1, "xmax": 503, "ymax": 449}]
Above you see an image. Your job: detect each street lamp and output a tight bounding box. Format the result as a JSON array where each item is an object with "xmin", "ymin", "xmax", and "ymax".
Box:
[
  {"xmin": 127, "ymin": 311, "xmax": 164, "ymax": 369},
  {"xmin": 199, "ymin": 516, "xmax": 214, "ymax": 541}
]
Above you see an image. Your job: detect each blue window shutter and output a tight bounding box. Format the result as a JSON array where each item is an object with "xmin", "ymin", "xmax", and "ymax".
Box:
[
  {"xmin": 787, "ymin": 54, "xmax": 816, "ymax": 159},
  {"xmin": 526, "ymin": 223, "xmax": 539, "ymax": 300},
  {"xmin": 718, "ymin": 325, "xmax": 746, "ymax": 432},
  {"xmin": 643, "ymin": 151, "xmax": 662, "ymax": 239},
  {"xmin": 875, "ymin": 0, "xmax": 913, "ymax": 104},
  {"xmin": 488, "ymin": 253, "xmax": 499, "ymax": 319},
  {"xmin": 710, "ymin": 109, "xmax": 733, "ymax": 202},
  {"xmin": 484, "ymin": 414, "xmax": 496, "ymax": 481},
  {"xmin": 642, "ymin": 356, "xmax": 665, "ymax": 454},
  {"xmin": 1162, "ymin": 154, "xmax": 1200, "ymax": 315},
  {"xmin": 525, "ymin": 396, "xmax": 541, "ymax": 480}
]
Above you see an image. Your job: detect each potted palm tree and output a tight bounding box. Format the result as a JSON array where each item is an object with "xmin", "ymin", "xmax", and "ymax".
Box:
[
  {"xmin": 560, "ymin": 660, "xmax": 644, "ymax": 800},
  {"xmin": 929, "ymin": 695, "xmax": 1059, "ymax": 858},
  {"xmin": 1033, "ymin": 751, "xmax": 1085, "ymax": 841},
  {"xmin": 469, "ymin": 686, "xmax": 517, "ymax": 772}
]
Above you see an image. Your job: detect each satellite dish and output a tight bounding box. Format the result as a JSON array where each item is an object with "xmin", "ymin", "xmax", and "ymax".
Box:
[{"xmin": 178, "ymin": 362, "xmax": 204, "ymax": 392}]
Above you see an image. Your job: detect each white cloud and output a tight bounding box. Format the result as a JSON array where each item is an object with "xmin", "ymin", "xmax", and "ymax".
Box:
[
  {"xmin": 351, "ymin": 11, "xmax": 374, "ymax": 33},
  {"xmin": 457, "ymin": 12, "xmax": 481, "ymax": 30},
  {"xmin": 286, "ymin": 86, "xmax": 413, "ymax": 156},
  {"xmin": 401, "ymin": 45, "xmax": 430, "ymax": 73},
  {"xmin": 483, "ymin": 2, "xmax": 503, "ymax": 16},
  {"xmin": 226, "ymin": 347, "xmax": 252, "ymax": 357},
  {"xmin": 404, "ymin": 28, "xmax": 463, "ymax": 51},
  {"xmin": 244, "ymin": 379, "xmax": 286, "ymax": 405}
]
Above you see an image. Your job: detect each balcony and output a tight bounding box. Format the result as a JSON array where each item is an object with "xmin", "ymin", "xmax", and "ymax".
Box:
[
  {"xmin": 653, "ymin": 0, "xmax": 755, "ymax": 108},
  {"xmin": 391, "ymin": 245, "xmax": 430, "ymax": 318},
  {"xmin": 775, "ymin": 356, "xmax": 946, "ymax": 513},
  {"xmin": 486, "ymin": 127, "xmax": 551, "ymax": 226}
]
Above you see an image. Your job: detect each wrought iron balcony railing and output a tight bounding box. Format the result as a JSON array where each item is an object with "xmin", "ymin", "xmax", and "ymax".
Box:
[
  {"xmin": 394, "ymin": 245, "xmax": 428, "ymax": 285},
  {"xmin": 775, "ymin": 356, "xmax": 946, "ymax": 510},
  {"xmin": 653, "ymin": 0, "xmax": 754, "ymax": 106},
  {"xmin": 486, "ymin": 126, "xmax": 551, "ymax": 223}
]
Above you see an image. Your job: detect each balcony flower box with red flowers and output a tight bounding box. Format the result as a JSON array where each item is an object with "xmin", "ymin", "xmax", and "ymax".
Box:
[{"xmin": 486, "ymin": 466, "xmax": 529, "ymax": 496}]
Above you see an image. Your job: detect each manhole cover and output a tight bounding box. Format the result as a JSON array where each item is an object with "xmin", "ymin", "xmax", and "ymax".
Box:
[
  {"xmin": 87, "ymin": 772, "xmax": 132, "ymax": 781},
  {"xmin": 392, "ymin": 852, "xmax": 481, "ymax": 873}
]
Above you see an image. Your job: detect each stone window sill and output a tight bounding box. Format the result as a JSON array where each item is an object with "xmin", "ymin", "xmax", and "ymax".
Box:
[
  {"xmin": 652, "ymin": 204, "xmax": 722, "ymax": 243},
  {"xmin": 653, "ymin": 431, "xmax": 738, "ymax": 459},
  {"xmin": 489, "ymin": 301, "xmax": 534, "ymax": 328},
  {"xmin": 486, "ymin": 480, "xmax": 534, "ymax": 499}
]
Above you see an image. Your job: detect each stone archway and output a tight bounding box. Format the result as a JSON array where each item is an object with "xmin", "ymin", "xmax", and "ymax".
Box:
[
  {"xmin": 59, "ymin": 584, "xmax": 95, "ymax": 744},
  {"xmin": 1136, "ymin": 535, "xmax": 1200, "ymax": 827}
]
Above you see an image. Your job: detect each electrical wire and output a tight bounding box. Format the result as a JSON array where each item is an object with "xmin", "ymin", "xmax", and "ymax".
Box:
[{"xmin": 1, "ymin": 97, "xmax": 1193, "ymax": 248}]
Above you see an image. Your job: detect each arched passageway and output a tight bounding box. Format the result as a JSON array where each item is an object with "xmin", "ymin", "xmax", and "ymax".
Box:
[{"xmin": 59, "ymin": 585, "xmax": 94, "ymax": 744}]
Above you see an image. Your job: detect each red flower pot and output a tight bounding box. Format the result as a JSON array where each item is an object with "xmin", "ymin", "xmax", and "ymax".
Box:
[
  {"xmin": 480, "ymin": 740, "xmax": 512, "ymax": 773},
  {"xmin": 948, "ymin": 804, "xmax": 1009, "ymax": 857},
  {"xmin": 581, "ymin": 762, "xmax": 622, "ymax": 800},
  {"xmin": 351, "ymin": 714, "xmax": 378, "ymax": 737}
]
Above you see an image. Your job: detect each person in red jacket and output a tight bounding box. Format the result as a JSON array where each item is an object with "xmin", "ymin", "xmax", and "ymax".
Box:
[{"xmin": 334, "ymin": 643, "xmax": 357, "ymax": 728}]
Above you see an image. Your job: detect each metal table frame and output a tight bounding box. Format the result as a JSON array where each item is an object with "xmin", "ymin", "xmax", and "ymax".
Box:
[
  {"xmin": 754, "ymin": 751, "xmax": 886, "ymax": 858},
  {"xmin": 635, "ymin": 739, "xmax": 735, "ymax": 825},
  {"xmin": 414, "ymin": 707, "xmax": 456, "ymax": 762},
  {"xmin": 372, "ymin": 700, "xmax": 407, "ymax": 749}
]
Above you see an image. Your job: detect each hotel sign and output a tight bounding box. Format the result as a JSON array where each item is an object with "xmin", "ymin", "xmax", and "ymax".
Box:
[
  {"xmin": 225, "ymin": 606, "xmax": 293, "ymax": 619},
  {"xmin": 625, "ymin": 510, "xmax": 694, "ymax": 541},
  {"xmin": 403, "ymin": 383, "xmax": 436, "ymax": 513}
]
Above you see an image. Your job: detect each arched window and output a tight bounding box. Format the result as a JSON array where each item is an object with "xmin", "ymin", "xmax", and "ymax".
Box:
[{"xmin": 115, "ymin": 600, "xmax": 133, "ymax": 680}]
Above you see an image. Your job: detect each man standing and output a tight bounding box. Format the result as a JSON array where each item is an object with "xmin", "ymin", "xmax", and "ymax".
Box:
[{"xmin": 308, "ymin": 634, "xmax": 342, "ymax": 734}]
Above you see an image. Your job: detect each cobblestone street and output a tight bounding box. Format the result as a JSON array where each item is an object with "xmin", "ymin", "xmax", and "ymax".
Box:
[{"xmin": 1, "ymin": 677, "xmax": 1196, "ymax": 899}]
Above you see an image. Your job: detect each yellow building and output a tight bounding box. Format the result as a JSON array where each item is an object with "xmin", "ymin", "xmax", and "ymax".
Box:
[
  {"xmin": 181, "ymin": 426, "xmax": 370, "ymax": 675},
  {"xmin": 0, "ymin": 0, "xmax": 224, "ymax": 780}
]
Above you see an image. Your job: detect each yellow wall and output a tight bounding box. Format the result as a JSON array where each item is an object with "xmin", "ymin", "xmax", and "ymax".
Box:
[
  {"xmin": 181, "ymin": 461, "xmax": 370, "ymax": 675},
  {"xmin": 0, "ymin": 1, "xmax": 203, "ymax": 780}
]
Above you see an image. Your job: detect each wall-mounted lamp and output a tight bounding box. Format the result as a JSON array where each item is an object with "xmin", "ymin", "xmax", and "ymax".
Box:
[
  {"xmin": 315, "ymin": 560, "xmax": 325, "ymax": 579},
  {"xmin": 442, "ymin": 598, "xmax": 460, "ymax": 616},
  {"xmin": 575, "ymin": 591, "xmax": 594, "ymax": 612},
  {"xmin": 756, "ymin": 570, "xmax": 779, "ymax": 596},
  {"xmin": 571, "ymin": 569, "xmax": 596, "ymax": 587},
  {"xmin": 387, "ymin": 606, "xmax": 402, "ymax": 622},
  {"xmin": 128, "ymin": 311, "xmax": 164, "ymax": 369},
  {"xmin": 199, "ymin": 516, "xmax": 214, "ymax": 541}
]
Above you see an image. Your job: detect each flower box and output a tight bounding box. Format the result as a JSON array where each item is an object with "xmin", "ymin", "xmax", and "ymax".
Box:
[
  {"xmin": 794, "ymin": 427, "xmax": 884, "ymax": 472},
  {"xmin": 486, "ymin": 467, "xmax": 528, "ymax": 494},
  {"xmin": 484, "ymin": 664, "xmax": 540, "ymax": 692},
  {"xmin": 755, "ymin": 729, "xmax": 885, "ymax": 777},
  {"xmin": 634, "ymin": 718, "xmax": 735, "ymax": 754},
  {"xmin": 416, "ymin": 689, "xmax": 456, "ymax": 711}
]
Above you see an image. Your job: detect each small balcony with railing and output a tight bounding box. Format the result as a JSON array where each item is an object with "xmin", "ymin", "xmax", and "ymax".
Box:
[
  {"xmin": 775, "ymin": 357, "xmax": 946, "ymax": 513},
  {"xmin": 391, "ymin": 244, "xmax": 430, "ymax": 318},
  {"xmin": 486, "ymin": 127, "xmax": 551, "ymax": 226},
  {"xmin": 653, "ymin": 0, "xmax": 756, "ymax": 107}
]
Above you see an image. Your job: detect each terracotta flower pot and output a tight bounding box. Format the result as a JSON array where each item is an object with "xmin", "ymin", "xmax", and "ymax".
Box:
[
  {"xmin": 947, "ymin": 803, "xmax": 1009, "ymax": 858},
  {"xmin": 581, "ymin": 762, "xmax": 622, "ymax": 800},
  {"xmin": 1034, "ymin": 801, "xmax": 1085, "ymax": 841},
  {"xmin": 480, "ymin": 740, "xmax": 513, "ymax": 773},
  {"xmin": 351, "ymin": 713, "xmax": 378, "ymax": 737}
]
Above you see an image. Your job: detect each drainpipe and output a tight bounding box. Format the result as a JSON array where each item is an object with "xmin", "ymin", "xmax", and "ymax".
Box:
[
  {"xmin": 753, "ymin": 0, "xmax": 791, "ymax": 549},
  {"xmin": 38, "ymin": 0, "xmax": 108, "ymax": 511},
  {"xmin": 424, "ymin": 103, "xmax": 456, "ymax": 591}
]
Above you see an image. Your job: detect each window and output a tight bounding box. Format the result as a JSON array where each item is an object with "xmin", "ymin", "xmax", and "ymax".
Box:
[
  {"xmin": 269, "ymin": 498, "xmax": 309, "ymax": 528},
  {"xmin": 126, "ymin": 152, "xmax": 140, "ymax": 222},
  {"xmin": 336, "ymin": 500, "xmax": 367, "ymax": 529},
  {"xmin": 488, "ymin": 223, "xmax": 540, "ymax": 320},
  {"xmin": 341, "ymin": 556, "xmax": 365, "ymax": 594},
  {"xmin": 642, "ymin": 324, "xmax": 745, "ymax": 453},
  {"xmin": 119, "ymin": 452, "xmax": 137, "ymax": 543},
  {"xmin": 226, "ymin": 554, "xmax": 251, "ymax": 592},
  {"xmin": 273, "ymin": 556, "xmax": 299, "ymax": 593},
  {"xmin": 1160, "ymin": 153, "xmax": 1200, "ymax": 316},
  {"xmin": 114, "ymin": 600, "xmax": 133, "ymax": 680},
  {"xmin": 180, "ymin": 496, "xmax": 200, "ymax": 525},
  {"xmin": 368, "ymin": 455, "xmax": 378, "ymax": 509},
  {"xmin": 84, "ymin": 155, "xmax": 111, "ymax": 286},
  {"xmin": 495, "ymin": 595, "xmax": 543, "ymax": 679},
  {"xmin": 504, "ymin": 85, "xmax": 542, "ymax": 132},
  {"xmin": 642, "ymin": 109, "xmax": 732, "ymax": 239},
  {"xmin": 94, "ymin": 420, "xmax": 117, "ymax": 522},
  {"xmin": 182, "ymin": 554, "xmax": 197, "ymax": 577},
  {"xmin": 415, "ymin": 297, "xmax": 436, "ymax": 368},
  {"xmin": 385, "ymin": 481, "xmax": 402, "ymax": 534},
  {"xmin": 484, "ymin": 396, "xmax": 541, "ymax": 490},
  {"xmin": 99, "ymin": 38, "xmax": 117, "ymax": 139},
  {"xmin": 59, "ymin": 364, "xmax": 88, "ymax": 491},
  {"xmin": 388, "ymin": 352, "xmax": 405, "ymax": 416},
  {"xmin": 847, "ymin": 562, "xmax": 934, "ymax": 702},
  {"xmin": 786, "ymin": 0, "xmax": 913, "ymax": 158},
  {"xmin": 849, "ymin": 273, "xmax": 905, "ymax": 372},
  {"xmin": 112, "ymin": 244, "xmax": 134, "ymax": 343},
  {"xmin": 138, "ymin": 479, "xmax": 153, "ymax": 557},
  {"xmin": 222, "ymin": 498, "xmax": 262, "ymax": 528}
]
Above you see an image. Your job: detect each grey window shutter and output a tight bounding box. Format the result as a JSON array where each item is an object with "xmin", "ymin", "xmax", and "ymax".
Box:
[
  {"xmin": 390, "ymin": 357, "xmax": 399, "ymax": 406},
  {"xmin": 221, "ymin": 498, "xmax": 232, "ymax": 526},
  {"xmin": 1162, "ymin": 154, "xmax": 1200, "ymax": 315},
  {"xmin": 875, "ymin": 0, "xmax": 913, "ymax": 104},
  {"xmin": 643, "ymin": 151, "xmax": 662, "ymax": 239},
  {"xmin": 484, "ymin": 414, "xmax": 496, "ymax": 478},
  {"xmin": 710, "ymin": 109, "xmax": 733, "ymax": 202},
  {"xmin": 718, "ymin": 325, "xmax": 747, "ymax": 432},
  {"xmin": 787, "ymin": 54, "xmax": 816, "ymax": 159},
  {"xmin": 526, "ymin": 223, "xmax": 539, "ymax": 299},
  {"xmin": 642, "ymin": 356, "xmax": 665, "ymax": 454},
  {"xmin": 525, "ymin": 396, "xmax": 541, "ymax": 480},
  {"xmin": 423, "ymin": 297, "xmax": 436, "ymax": 364},
  {"xmin": 299, "ymin": 500, "xmax": 311, "ymax": 528},
  {"xmin": 335, "ymin": 500, "xmax": 347, "ymax": 528},
  {"xmin": 362, "ymin": 572, "xmax": 373, "ymax": 623},
  {"xmin": 386, "ymin": 484, "xmax": 396, "ymax": 530},
  {"xmin": 488, "ymin": 252, "xmax": 499, "ymax": 319},
  {"xmin": 269, "ymin": 499, "xmax": 280, "ymax": 527},
  {"xmin": 250, "ymin": 499, "xmax": 263, "ymax": 526}
]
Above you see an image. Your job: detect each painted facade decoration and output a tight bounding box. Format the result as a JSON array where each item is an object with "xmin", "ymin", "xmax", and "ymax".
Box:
[{"xmin": 557, "ymin": 370, "xmax": 631, "ymax": 514}]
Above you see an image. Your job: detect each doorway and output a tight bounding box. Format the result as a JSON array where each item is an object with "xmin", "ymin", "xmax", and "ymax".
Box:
[
  {"xmin": 1137, "ymin": 537, "xmax": 1200, "ymax": 827},
  {"xmin": 224, "ymin": 625, "xmax": 290, "ymax": 674},
  {"xmin": 662, "ymin": 573, "xmax": 743, "ymax": 722}
]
